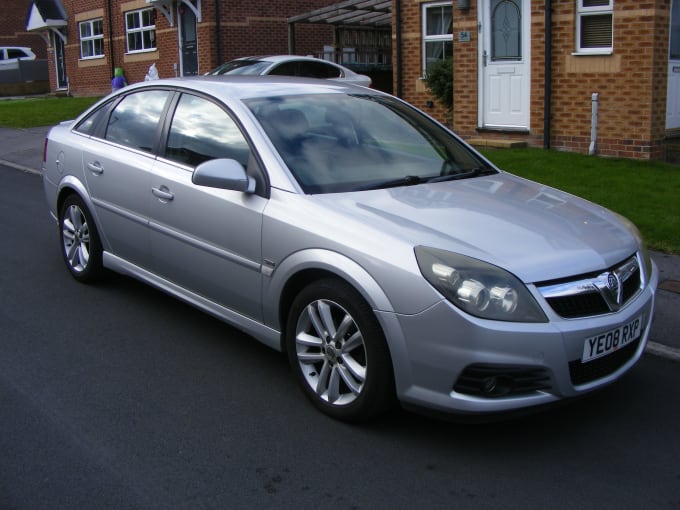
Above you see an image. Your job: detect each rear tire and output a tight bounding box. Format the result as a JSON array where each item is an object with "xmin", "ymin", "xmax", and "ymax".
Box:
[
  {"xmin": 286, "ymin": 278, "xmax": 395, "ymax": 421},
  {"xmin": 59, "ymin": 194, "xmax": 103, "ymax": 283}
]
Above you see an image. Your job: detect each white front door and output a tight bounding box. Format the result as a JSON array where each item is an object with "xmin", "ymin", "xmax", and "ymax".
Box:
[
  {"xmin": 479, "ymin": 0, "xmax": 531, "ymax": 129},
  {"xmin": 667, "ymin": 0, "xmax": 680, "ymax": 129}
]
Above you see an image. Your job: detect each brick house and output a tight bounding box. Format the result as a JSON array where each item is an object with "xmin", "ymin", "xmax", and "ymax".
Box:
[
  {"xmin": 26, "ymin": 0, "xmax": 335, "ymax": 96},
  {"xmin": 3, "ymin": 0, "xmax": 46, "ymax": 59},
  {"xmin": 393, "ymin": 0, "xmax": 680, "ymax": 161}
]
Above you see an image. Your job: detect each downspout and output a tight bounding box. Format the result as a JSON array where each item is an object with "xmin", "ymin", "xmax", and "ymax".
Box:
[
  {"xmin": 589, "ymin": 92, "xmax": 599, "ymax": 155},
  {"xmin": 543, "ymin": 0, "xmax": 552, "ymax": 149},
  {"xmin": 215, "ymin": 0, "xmax": 222, "ymax": 65},
  {"xmin": 395, "ymin": 0, "xmax": 403, "ymax": 98},
  {"xmin": 107, "ymin": 0, "xmax": 115, "ymax": 78}
]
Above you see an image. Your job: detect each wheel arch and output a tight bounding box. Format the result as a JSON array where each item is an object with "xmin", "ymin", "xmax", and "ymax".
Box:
[
  {"xmin": 55, "ymin": 176, "xmax": 109, "ymax": 251},
  {"xmin": 266, "ymin": 249, "xmax": 395, "ymax": 352}
]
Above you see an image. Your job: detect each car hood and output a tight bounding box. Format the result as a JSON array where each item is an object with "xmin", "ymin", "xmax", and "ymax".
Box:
[{"xmin": 316, "ymin": 172, "xmax": 639, "ymax": 283}]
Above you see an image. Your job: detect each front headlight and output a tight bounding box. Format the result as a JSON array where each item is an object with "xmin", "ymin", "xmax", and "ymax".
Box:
[{"xmin": 415, "ymin": 247, "xmax": 548, "ymax": 323}]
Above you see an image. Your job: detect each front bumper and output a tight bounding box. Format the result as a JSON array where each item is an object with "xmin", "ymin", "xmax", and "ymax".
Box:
[{"xmin": 381, "ymin": 261, "xmax": 658, "ymax": 415}]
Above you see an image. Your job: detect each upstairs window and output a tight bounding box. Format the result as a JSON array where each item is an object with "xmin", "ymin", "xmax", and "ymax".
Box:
[
  {"xmin": 422, "ymin": 2, "xmax": 453, "ymax": 75},
  {"xmin": 126, "ymin": 8, "xmax": 156, "ymax": 53},
  {"xmin": 576, "ymin": 0, "xmax": 613, "ymax": 54},
  {"xmin": 79, "ymin": 19, "xmax": 104, "ymax": 59}
]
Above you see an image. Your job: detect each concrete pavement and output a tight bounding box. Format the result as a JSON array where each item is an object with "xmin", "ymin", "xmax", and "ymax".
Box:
[{"xmin": 1, "ymin": 124, "xmax": 678, "ymax": 360}]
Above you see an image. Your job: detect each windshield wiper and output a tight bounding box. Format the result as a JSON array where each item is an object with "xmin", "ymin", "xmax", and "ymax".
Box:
[
  {"xmin": 358, "ymin": 167, "xmax": 494, "ymax": 191},
  {"xmin": 426, "ymin": 167, "xmax": 491, "ymax": 183},
  {"xmin": 357, "ymin": 175, "xmax": 426, "ymax": 191}
]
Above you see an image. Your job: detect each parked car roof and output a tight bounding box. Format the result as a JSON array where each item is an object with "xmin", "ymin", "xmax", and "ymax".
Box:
[{"xmin": 205, "ymin": 55, "xmax": 372, "ymax": 87}]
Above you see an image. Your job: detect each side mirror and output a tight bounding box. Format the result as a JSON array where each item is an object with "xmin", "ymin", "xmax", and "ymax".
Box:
[{"xmin": 191, "ymin": 158, "xmax": 256, "ymax": 193}]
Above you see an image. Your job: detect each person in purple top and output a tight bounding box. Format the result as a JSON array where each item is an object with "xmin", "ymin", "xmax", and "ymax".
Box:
[{"xmin": 111, "ymin": 67, "xmax": 127, "ymax": 92}]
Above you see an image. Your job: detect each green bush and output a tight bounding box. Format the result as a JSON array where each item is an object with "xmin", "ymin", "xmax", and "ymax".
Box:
[{"xmin": 424, "ymin": 57, "xmax": 453, "ymax": 112}]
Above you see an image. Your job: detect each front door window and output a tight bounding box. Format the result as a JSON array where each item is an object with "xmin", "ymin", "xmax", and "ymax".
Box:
[{"xmin": 491, "ymin": 0, "xmax": 521, "ymax": 61}]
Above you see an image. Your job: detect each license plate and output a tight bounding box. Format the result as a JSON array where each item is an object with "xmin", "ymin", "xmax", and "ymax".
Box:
[{"xmin": 582, "ymin": 315, "xmax": 642, "ymax": 363}]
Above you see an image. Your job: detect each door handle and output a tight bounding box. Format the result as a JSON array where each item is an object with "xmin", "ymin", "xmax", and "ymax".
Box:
[
  {"xmin": 87, "ymin": 161, "xmax": 104, "ymax": 174},
  {"xmin": 152, "ymin": 186, "xmax": 174, "ymax": 201},
  {"xmin": 483, "ymin": 50, "xmax": 488, "ymax": 67}
]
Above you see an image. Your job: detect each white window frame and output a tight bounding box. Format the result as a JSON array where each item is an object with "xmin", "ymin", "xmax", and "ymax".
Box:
[
  {"xmin": 422, "ymin": 2, "xmax": 453, "ymax": 76},
  {"xmin": 576, "ymin": 0, "xmax": 614, "ymax": 55},
  {"xmin": 126, "ymin": 8, "xmax": 156, "ymax": 53},
  {"xmin": 79, "ymin": 18, "xmax": 104, "ymax": 59}
]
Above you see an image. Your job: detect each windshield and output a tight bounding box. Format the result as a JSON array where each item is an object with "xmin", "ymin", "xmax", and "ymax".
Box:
[
  {"xmin": 210, "ymin": 60, "xmax": 271, "ymax": 76},
  {"xmin": 245, "ymin": 93, "xmax": 495, "ymax": 194}
]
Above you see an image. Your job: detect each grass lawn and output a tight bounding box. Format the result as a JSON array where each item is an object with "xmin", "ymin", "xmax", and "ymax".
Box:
[
  {"xmin": 0, "ymin": 96, "xmax": 677, "ymax": 254},
  {"xmin": 480, "ymin": 148, "xmax": 680, "ymax": 254},
  {"xmin": 0, "ymin": 96, "xmax": 101, "ymax": 128}
]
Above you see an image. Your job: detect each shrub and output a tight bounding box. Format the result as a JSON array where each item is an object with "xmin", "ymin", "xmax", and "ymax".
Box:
[{"xmin": 424, "ymin": 57, "xmax": 453, "ymax": 112}]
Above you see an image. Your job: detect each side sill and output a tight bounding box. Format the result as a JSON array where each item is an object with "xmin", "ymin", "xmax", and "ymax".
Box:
[{"xmin": 102, "ymin": 251, "xmax": 282, "ymax": 351}]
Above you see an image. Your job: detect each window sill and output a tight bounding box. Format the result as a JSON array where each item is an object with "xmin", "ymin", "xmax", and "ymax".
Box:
[{"xmin": 571, "ymin": 51, "xmax": 613, "ymax": 57}]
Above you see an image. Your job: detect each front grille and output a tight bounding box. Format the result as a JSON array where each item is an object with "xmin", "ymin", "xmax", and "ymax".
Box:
[
  {"xmin": 538, "ymin": 255, "xmax": 642, "ymax": 319},
  {"xmin": 568, "ymin": 336, "xmax": 641, "ymax": 386},
  {"xmin": 546, "ymin": 291, "xmax": 609, "ymax": 318},
  {"xmin": 453, "ymin": 364, "xmax": 552, "ymax": 398}
]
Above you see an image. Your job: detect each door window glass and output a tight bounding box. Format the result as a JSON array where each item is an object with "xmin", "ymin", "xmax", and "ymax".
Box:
[
  {"xmin": 269, "ymin": 62, "xmax": 299, "ymax": 76},
  {"xmin": 105, "ymin": 90, "xmax": 170, "ymax": 152},
  {"xmin": 491, "ymin": 0, "xmax": 521, "ymax": 61},
  {"xmin": 299, "ymin": 61, "xmax": 342, "ymax": 79},
  {"xmin": 165, "ymin": 94, "xmax": 250, "ymax": 168}
]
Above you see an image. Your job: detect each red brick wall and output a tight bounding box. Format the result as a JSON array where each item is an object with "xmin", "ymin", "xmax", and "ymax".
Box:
[
  {"xmin": 393, "ymin": 1, "xmax": 452, "ymax": 123},
  {"xmin": 395, "ymin": 0, "xmax": 672, "ymax": 160},
  {"xmin": 44, "ymin": 0, "xmax": 334, "ymax": 96},
  {"xmin": 548, "ymin": 0, "xmax": 670, "ymax": 160}
]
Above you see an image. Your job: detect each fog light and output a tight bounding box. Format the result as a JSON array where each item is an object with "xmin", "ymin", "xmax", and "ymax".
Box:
[{"xmin": 482, "ymin": 377, "xmax": 497, "ymax": 394}]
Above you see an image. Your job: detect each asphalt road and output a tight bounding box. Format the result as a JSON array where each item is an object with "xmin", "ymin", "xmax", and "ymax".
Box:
[{"xmin": 2, "ymin": 167, "xmax": 680, "ymax": 509}]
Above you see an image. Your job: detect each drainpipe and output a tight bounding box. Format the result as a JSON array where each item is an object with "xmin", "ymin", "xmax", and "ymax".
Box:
[
  {"xmin": 543, "ymin": 0, "xmax": 552, "ymax": 149},
  {"xmin": 215, "ymin": 0, "xmax": 222, "ymax": 65},
  {"xmin": 589, "ymin": 92, "xmax": 599, "ymax": 155},
  {"xmin": 395, "ymin": 0, "xmax": 403, "ymax": 98},
  {"xmin": 107, "ymin": 0, "xmax": 115, "ymax": 78}
]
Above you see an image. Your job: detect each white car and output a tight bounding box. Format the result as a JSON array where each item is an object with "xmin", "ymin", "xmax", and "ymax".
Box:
[
  {"xmin": 0, "ymin": 46, "xmax": 36, "ymax": 65},
  {"xmin": 206, "ymin": 55, "xmax": 372, "ymax": 87}
]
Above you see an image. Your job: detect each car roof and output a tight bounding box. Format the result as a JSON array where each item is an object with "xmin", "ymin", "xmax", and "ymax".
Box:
[{"xmin": 118, "ymin": 75, "xmax": 380, "ymax": 101}]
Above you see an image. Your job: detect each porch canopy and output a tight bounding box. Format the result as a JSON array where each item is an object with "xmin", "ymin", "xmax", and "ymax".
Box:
[
  {"xmin": 288, "ymin": 0, "xmax": 392, "ymax": 29},
  {"xmin": 26, "ymin": 0, "xmax": 67, "ymax": 43}
]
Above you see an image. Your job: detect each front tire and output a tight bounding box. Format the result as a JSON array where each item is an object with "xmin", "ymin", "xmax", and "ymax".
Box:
[
  {"xmin": 59, "ymin": 194, "xmax": 103, "ymax": 283},
  {"xmin": 286, "ymin": 278, "xmax": 395, "ymax": 421}
]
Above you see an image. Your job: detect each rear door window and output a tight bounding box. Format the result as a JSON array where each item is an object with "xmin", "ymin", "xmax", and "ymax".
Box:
[{"xmin": 105, "ymin": 90, "xmax": 171, "ymax": 152}]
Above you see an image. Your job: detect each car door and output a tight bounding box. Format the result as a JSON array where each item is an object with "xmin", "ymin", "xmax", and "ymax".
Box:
[
  {"xmin": 82, "ymin": 89, "xmax": 172, "ymax": 269},
  {"xmin": 148, "ymin": 92, "xmax": 267, "ymax": 320}
]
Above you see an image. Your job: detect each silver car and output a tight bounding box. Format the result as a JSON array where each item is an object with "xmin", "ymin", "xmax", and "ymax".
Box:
[
  {"xmin": 206, "ymin": 55, "xmax": 372, "ymax": 87},
  {"xmin": 42, "ymin": 76, "xmax": 657, "ymax": 421}
]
